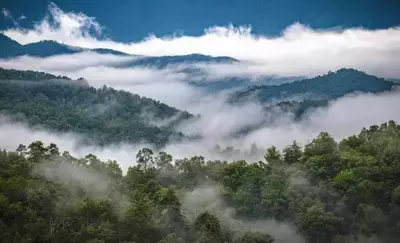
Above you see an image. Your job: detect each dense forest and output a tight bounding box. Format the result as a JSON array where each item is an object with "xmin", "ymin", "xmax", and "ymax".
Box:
[
  {"xmin": 231, "ymin": 68, "xmax": 396, "ymax": 104},
  {"xmin": 0, "ymin": 67, "xmax": 73, "ymax": 81},
  {"xmin": 1, "ymin": 121, "xmax": 400, "ymax": 243},
  {"xmin": 0, "ymin": 68, "xmax": 193, "ymax": 147}
]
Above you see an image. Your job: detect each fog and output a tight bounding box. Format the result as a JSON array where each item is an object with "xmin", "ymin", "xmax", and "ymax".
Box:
[
  {"xmin": 181, "ymin": 185, "xmax": 305, "ymax": 243},
  {"xmin": 2, "ymin": 3, "xmax": 400, "ymax": 78},
  {"xmin": 1, "ymin": 87, "xmax": 399, "ymax": 173}
]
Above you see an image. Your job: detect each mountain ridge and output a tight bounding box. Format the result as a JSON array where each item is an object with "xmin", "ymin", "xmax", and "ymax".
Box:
[
  {"xmin": 0, "ymin": 34, "xmax": 240, "ymax": 64},
  {"xmin": 230, "ymin": 68, "xmax": 397, "ymax": 104}
]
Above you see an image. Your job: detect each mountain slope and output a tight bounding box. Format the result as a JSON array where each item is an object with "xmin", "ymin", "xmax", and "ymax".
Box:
[
  {"xmin": 122, "ymin": 53, "xmax": 237, "ymax": 68},
  {"xmin": 231, "ymin": 68, "xmax": 396, "ymax": 103},
  {"xmin": 22, "ymin": 40, "xmax": 79, "ymax": 57},
  {"xmin": 0, "ymin": 68, "xmax": 193, "ymax": 147},
  {"xmin": 0, "ymin": 67, "xmax": 73, "ymax": 81},
  {"xmin": 0, "ymin": 34, "xmax": 24, "ymax": 58},
  {"xmin": 0, "ymin": 34, "xmax": 129, "ymax": 57}
]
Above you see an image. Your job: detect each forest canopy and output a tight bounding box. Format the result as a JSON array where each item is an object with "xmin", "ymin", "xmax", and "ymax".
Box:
[
  {"xmin": 231, "ymin": 68, "xmax": 396, "ymax": 104},
  {"xmin": 0, "ymin": 68, "xmax": 193, "ymax": 147},
  {"xmin": 1, "ymin": 121, "xmax": 400, "ymax": 243}
]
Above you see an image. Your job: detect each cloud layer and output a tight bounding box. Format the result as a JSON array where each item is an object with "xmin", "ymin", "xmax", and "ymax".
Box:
[{"xmin": 2, "ymin": 3, "xmax": 400, "ymax": 77}]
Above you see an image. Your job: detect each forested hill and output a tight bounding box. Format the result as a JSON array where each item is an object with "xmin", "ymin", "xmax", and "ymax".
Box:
[
  {"xmin": 1, "ymin": 121, "xmax": 400, "ymax": 243},
  {"xmin": 0, "ymin": 33, "xmax": 128, "ymax": 57},
  {"xmin": 0, "ymin": 67, "xmax": 74, "ymax": 81},
  {"xmin": 0, "ymin": 68, "xmax": 193, "ymax": 146},
  {"xmin": 231, "ymin": 68, "xmax": 396, "ymax": 103}
]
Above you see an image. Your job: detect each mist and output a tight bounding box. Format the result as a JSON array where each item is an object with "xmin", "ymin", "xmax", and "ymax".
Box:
[
  {"xmin": 1, "ymin": 87, "xmax": 399, "ymax": 173},
  {"xmin": 181, "ymin": 184, "xmax": 305, "ymax": 243}
]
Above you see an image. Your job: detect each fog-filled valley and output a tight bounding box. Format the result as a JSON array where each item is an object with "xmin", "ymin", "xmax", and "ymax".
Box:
[{"xmin": 1, "ymin": 2, "xmax": 400, "ymax": 243}]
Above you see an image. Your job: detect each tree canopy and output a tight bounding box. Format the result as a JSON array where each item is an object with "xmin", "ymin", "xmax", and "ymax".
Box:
[
  {"xmin": 231, "ymin": 68, "xmax": 396, "ymax": 104},
  {"xmin": 1, "ymin": 121, "xmax": 400, "ymax": 242},
  {"xmin": 0, "ymin": 68, "xmax": 193, "ymax": 147}
]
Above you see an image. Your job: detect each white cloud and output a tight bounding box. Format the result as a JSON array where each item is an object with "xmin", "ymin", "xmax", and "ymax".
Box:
[
  {"xmin": 1, "ymin": 8, "xmax": 20, "ymax": 27},
  {"xmin": 241, "ymin": 90, "xmax": 400, "ymax": 149},
  {"xmin": 2, "ymin": 3, "xmax": 400, "ymax": 77}
]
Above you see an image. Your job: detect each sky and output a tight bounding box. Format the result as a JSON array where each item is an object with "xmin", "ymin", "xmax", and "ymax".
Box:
[{"xmin": 1, "ymin": 0, "xmax": 399, "ymax": 42}]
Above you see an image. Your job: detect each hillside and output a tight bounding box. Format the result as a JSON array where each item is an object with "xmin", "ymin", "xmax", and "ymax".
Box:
[
  {"xmin": 1, "ymin": 121, "xmax": 400, "ymax": 243},
  {"xmin": 0, "ymin": 67, "xmax": 73, "ymax": 81},
  {"xmin": 231, "ymin": 68, "xmax": 396, "ymax": 103},
  {"xmin": 0, "ymin": 34, "xmax": 129, "ymax": 57},
  {"xmin": 122, "ymin": 53, "xmax": 237, "ymax": 68},
  {"xmin": 0, "ymin": 68, "xmax": 193, "ymax": 146}
]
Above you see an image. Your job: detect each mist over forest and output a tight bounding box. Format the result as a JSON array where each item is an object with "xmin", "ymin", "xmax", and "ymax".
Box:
[{"xmin": 1, "ymin": 2, "xmax": 400, "ymax": 243}]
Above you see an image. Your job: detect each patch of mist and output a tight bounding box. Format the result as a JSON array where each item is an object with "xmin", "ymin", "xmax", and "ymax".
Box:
[{"xmin": 180, "ymin": 184, "xmax": 305, "ymax": 243}]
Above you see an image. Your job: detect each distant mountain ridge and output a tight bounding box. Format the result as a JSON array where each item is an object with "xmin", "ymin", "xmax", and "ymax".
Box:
[
  {"xmin": 0, "ymin": 34, "xmax": 239, "ymax": 66},
  {"xmin": 0, "ymin": 34, "xmax": 131, "ymax": 57},
  {"xmin": 231, "ymin": 68, "xmax": 397, "ymax": 104},
  {"xmin": 121, "ymin": 54, "xmax": 237, "ymax": 68}
]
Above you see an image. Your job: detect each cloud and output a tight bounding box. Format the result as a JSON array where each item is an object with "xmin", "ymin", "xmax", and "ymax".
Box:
[
  {"xmin": 2, "ymin": 2, "xmax": 102, "ymax": 45},
  {"xmin": 2, "ymin": 3, "xmax": 400, "ymax": 77},
  {"xmin": 0, "ymin": 51, "xmax": 399, "ymax": 157},
  {"xmin": 1, "ymin": 8, "xmax": 20, "ymax": 27},
  {"xmin": 241, "ymin": 90, "xmax": 400, "ymax": 149}
]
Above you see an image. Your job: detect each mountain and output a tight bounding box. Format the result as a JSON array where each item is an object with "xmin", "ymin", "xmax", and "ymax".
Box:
[
  {"xmin": 0, "ymin": 34, "xmax": 24, "ymax": 57},
  {"xmin": 231, "ymin": 68, "xmax": 397, "ymax": 104},
  {"xmin": 121, "ymin": 53, "xmax": 237, "ymax": 68},
  {"xmin": 0, "ymin": 34, "xmax": 237, "ymax": 64},
  {"xmin": 0, "ymin": 33, "xmax": 129, "ymax": 58},
  {"xmin": 22, "ymin": 40, "xmax": 78, "ymax": 56},
  {"xmin": 0, "ymin": 68, "xmax": 193, "ymax": 147},
  {"xmin": 190, "ymin": 76, "xmax": 302, "ymax": 93}
]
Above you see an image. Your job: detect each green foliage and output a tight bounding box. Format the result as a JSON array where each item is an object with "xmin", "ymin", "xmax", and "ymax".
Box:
[
  {"xmin": 0, "ymin": 68, "xmax": 193, "ymax": 147},
  {"xmin": 1, "ymin": 121, "xmax": 400, "ymax": 243},
  {"xmin": 265, "ymin": 146, "xmax": 282, "ymax": 165},
  {"xmin": 232, "ymin": 68, "xmax": 395, "ymax": 104},
  {"xmin": 0, "ymin": 67, "xmax": 72, "ymax": 81},
  {"xmin": 234, "ymin": 232, "xmax": 274, "ymax": 243}
]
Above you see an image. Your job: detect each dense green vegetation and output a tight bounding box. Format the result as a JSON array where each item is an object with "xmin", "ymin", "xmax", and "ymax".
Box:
[
  {"xmin": 0, "ymin": 68, "xmax": 193, "ymax": 147},
  {"xmin": 1, "ymin": 121, "xmax": 400, "ymax": 242},
  {"xmin": 231, "ymin": 68, "xmax": 396, "ymax": 104},
  {"xmin": 0, "ymin": 67, "xmax": 73, "ymax": 81}
]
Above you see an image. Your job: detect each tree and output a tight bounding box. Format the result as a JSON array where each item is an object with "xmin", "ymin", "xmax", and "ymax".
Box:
[
  {"xmin": 283, "ymin": 141, "xmax": 302, "ymax": 164},
  {"xmin": 234, "ymin": 232, "xmax": 274, "ymax": 243},
  {"xmin": 158, "ymin": 233, "xmax": 184, "ymax": 243},
  {"xmin": 264, "ymin": 146, "xmax": 282, "ymax": 165},
  {"xmin": 136, "ymin": 148, "xmax": 155, "ymax": 170},
  {"xmin": 303, "ymin": 132, "xmax": 341, "ymax": 183}
]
